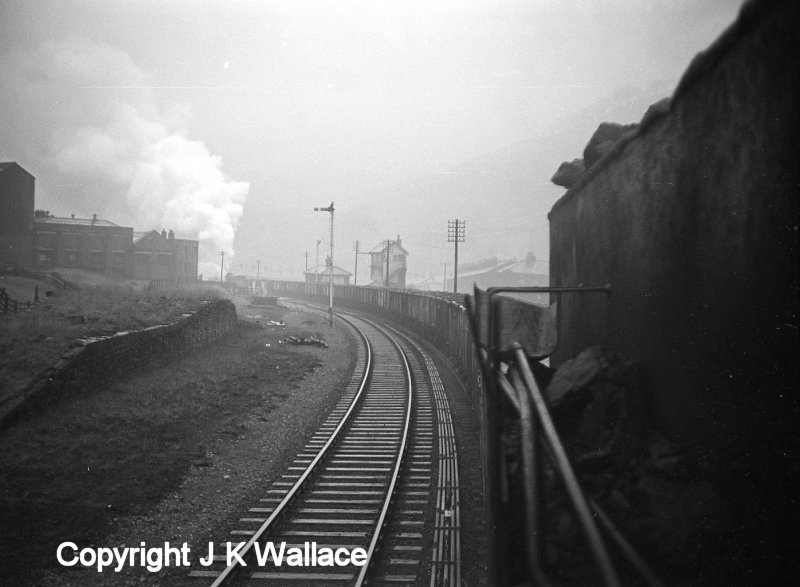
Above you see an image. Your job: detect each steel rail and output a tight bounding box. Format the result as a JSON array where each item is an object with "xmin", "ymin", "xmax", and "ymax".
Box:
[
  {"xmin": 313, "ymin": 306, "xmax": 462, "ymax": 586},
  {"xmin": 354, "ymin": 320, "xmax": 414, "ymax": 586},
  {"xmin": 209, "ymin": 313, "xmax": 373, "ymax": 586},
  {"xmin": 400, "ymin": 331, "xmax": 462, "ymax": 587}
]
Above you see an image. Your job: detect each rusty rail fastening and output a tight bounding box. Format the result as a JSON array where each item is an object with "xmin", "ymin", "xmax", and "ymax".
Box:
[{"xmin": 467, "ymin": 285, "xmax": 662, "ymax": 587}]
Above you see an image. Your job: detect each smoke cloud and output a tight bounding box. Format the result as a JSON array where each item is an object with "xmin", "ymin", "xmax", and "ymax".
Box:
[{"xmin": 0, "ymin": 37, "xmax": 248, "ymax": 279}]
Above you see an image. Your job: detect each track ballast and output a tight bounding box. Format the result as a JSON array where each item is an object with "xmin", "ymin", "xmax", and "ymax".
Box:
[{"xmin": 190, "ymin": 310, "xmax": 460, "ymax": 586}]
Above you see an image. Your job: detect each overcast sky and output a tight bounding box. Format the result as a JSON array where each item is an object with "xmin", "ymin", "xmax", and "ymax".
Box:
[{"xmin": 0, "ymin": 0, "xmax": 743, "ymax": 282}]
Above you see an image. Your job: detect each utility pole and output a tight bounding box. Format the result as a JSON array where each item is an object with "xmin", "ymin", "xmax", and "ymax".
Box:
[
  {"xmin": 219, "ymin": 251, "xmax": 225, "ymax": 283},
  {"xmin": 384, "ymin": 239, "xmax": 392, "ymax": 288},
  {"xmin": 353, "ymin": 241, "xmax": 360, "ymax": 286},
  {"xmin": 443, "ymin": 262, "xmax": 447, "ymax": 292},
  {"xmin": 353, "ymin": 240, "xmax": 370, "ymax": 286},
  {"xmin": 256, "ymin": 259, "xmax": 260, "ymax": 280},
  {"xmin": 447, "ymin": 219, "xmax": 465, "ymax": 293},
  {"xmin": 305, "ymin": 251, "xmax": 309, "ymax": 272},
  {"xmin": 315, "ymin": 239, "xmax": 321, "ymax": 280},
  {"xmin": 314, "ymin": 202, "xmax": 335, "ymax": 327}
]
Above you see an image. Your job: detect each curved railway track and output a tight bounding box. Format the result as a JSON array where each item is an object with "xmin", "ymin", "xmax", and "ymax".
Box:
[{"xmin": 189, "ymin": 310, "xmax": 460, "ymax": 586}]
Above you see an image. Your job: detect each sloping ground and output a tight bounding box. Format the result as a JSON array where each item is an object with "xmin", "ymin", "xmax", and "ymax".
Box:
[
  {"xmin": 0, "ymin": 283, "xmax": 225, "ymax": 411},
  {"xmin": 0, "ymin": 274, "xmax": 53, "ymax": 305},
  {"xmin": 0, "ymin": 304, "xmax": 355, "ymax": 585}
]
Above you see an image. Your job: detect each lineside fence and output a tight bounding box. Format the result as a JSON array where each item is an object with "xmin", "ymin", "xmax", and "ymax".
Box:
[{"xmin": 0, "ymin": 287, "xmax": 24, "ymax": 313}]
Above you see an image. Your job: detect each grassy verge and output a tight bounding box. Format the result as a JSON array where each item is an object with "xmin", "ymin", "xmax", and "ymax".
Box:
[
  {"xmin": 0, "ymin": 306, "xmax": 326, "ymax": 581},
  {"xmin": 0, "ymin": 281, "xmax": 227, "ymax": 403}
]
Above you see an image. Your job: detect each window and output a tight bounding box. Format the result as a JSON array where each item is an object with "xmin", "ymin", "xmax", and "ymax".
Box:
[
  {"xmin": 112, "ymin": 252, "xmax": 125, "ymax": 267},
  {"xmin": 64, "ymin": 251, "xmax": 77, "ymax": 266},
  {"xmin": 158, "ymin": 253, "xmax": 171, "ymax": 266},
  {"xmin": 63, "ymin": 234, "xmax": 78, "ymax": 249},
  {"xmin": 37, "ymin": 250, "xmax": 54, "ymax": 264},
  {"xmin": 88, "ymin": 235, "xmax": 104, "ymax": 250},
  {"xmin": 89, "ymin": 251, "xmax": 103, "ymax": 266},
  {"xmin": 37, "ymin": 232, "xmax": 55, "ymax": 248}
]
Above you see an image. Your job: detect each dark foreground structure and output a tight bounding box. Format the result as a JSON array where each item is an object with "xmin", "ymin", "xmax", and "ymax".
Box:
[{"xmin": 548, "ymin": 0, "xmax": 798, "ymax": 580}]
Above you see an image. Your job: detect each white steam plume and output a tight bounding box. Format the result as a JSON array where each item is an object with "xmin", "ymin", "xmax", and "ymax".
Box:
[
  {"xmin": 1, "ymin": 37, "xmax": 248, "ymax": 279},
  {"xmin": 53, "ymin": 103, "xmax": 248, "ymax": 278}
]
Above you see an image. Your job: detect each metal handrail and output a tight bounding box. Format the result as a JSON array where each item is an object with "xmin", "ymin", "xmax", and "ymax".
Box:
[
  {"xmin": 496, "ymin": 348, "xmax": 663, "ymax": 587},
  {"xmin": 511, "ymin": 345, "xmax": 621, "ymax": 587},
  {"xmin": 470, "ymin": 284, "xmax": 662, "ymax": 587}
]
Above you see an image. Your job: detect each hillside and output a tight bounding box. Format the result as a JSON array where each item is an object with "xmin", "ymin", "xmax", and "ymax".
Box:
[{"xmin": 351, "ymin": 82, "xmax": 675, "ymax": 283}]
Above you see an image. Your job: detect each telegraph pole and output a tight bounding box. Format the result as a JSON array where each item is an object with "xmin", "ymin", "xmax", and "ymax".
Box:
[
  {"xmin": 315, "ymin": 240, "xmax": 321, "ymax": 280},
  {"xmin": 384, "ymin": 239, "xmax": 392, "ymax": 288},
  {"xmin": 353, "ymin": 241, "xmax": 359, "ymax": 285},
  {"xmin": 447, "ymin": 219, "xmax": 465, "ymax": 293},
  {"xmin": 305, "ymin": 251, "xmax": 309, "ymax": 272},
  {"xmin": 256, "ymin": 259, "xmax": 260, "ymax": 280},
  {"xmin": 219, "ymin": 251, "xmax": 225, "ymax": 283},
  {"xmin": 353, "ymin": 240, "xmax": 371, "ymax": 286},
  {"xmin": 314, "ymin": 202, "xmax": 335, "ymax": 327}
]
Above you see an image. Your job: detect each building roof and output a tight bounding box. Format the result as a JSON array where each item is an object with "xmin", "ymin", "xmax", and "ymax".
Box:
[
  {"xmin": 458, "ymin": 254, "xmax": 548, "ymax": 278},
  {"xmin": 0, "ymin": 161, "xmax": 34, "ymax": 178},
  {"xmin": 133, "ymin": 230, "xmax": 158, "ymax": 243},
  {"xmin": 133, "ymin": 229, "xmax": 197, "ymax": 244},
  {"xmin": 34, "ymin": 215, "xmax": 121, "ymax": 228},
  {"xmin": 371, "ymin": 239, "xmax": 409, "ymax": 256},
  {"xmin": 304, "ymin": 265, "xmax": 352, "ymax": 277},
  {"xmin": 503, "ymin": 254, "xmax": 549, "ymax": 276},
  {"xmin": 458, "ymin": 259, "xmax": 516, "ymax": 279}
]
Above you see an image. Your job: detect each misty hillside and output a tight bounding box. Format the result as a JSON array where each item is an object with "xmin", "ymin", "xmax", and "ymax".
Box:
[{"xmin": 349, "ymin": 82, "xmax": 675, "ymax": 281}]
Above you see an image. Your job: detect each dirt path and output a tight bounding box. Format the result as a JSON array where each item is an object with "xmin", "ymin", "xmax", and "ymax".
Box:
[{"xmin": 0, "ymin": 303, "xmax": 356, "ymax": 586}]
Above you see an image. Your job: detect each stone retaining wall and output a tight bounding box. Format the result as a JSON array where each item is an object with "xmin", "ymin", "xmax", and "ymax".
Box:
[{"xmin": 0, "ymin": 299, "xmax": 238, "ymax": 427}]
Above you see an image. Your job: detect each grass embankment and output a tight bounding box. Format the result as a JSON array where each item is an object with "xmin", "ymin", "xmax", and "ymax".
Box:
[
  {"xmin": 0, "ymin": 280, "xmax": 227, "ymax": 403},
  {"xmin": 0, "ymin": 301, "xmax": 331, "ymax": 582}
]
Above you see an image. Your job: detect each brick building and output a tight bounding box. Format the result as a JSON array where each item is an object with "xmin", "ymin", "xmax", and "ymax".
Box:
[
  {"xmin": 132, "ymin": 229, "xmax": 198, "ymax": 281},
  {"xmin": 32, "ymin": 212, "xmax": 133, "ymax": 275},
  {"xmin": 0, "ymin": 162, "xmax": 35, "ymax": 269},
  {"xmin": 303, "ymin": 264, "xmax": 352, "ymax": 285},
  {"xmin": 370, "ymin": 237, "xmax": 408, "ymax": 288},
  {"xmin": 1, "ymin": 161, "xmax": 198, "ymax": 281}
]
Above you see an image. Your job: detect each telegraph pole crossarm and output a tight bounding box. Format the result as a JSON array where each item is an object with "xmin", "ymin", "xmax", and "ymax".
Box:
[{"xmin": 447, "ymin": 219, "xmax": 465, "ymax": 293}]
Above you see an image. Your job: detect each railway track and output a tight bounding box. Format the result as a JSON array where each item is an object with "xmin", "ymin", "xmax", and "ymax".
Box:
[{"xmin": 189, "ymin": 310, "xmax": 460, "ymax": 585}]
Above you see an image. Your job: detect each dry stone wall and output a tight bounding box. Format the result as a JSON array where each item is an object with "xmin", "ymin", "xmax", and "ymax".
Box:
[{"xmin": 1, "ymin": 299, "xmax": 237, "ymax": 427}]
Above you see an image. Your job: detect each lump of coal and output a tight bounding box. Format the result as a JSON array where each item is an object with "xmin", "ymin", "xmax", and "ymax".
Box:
[
  {"xmin": 583, "ymin": 122, "xmax": 638, "ymax": 169},
  {"xmin": 551, "ymin": 158, "xmax": 586, "ymax": 189}
]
